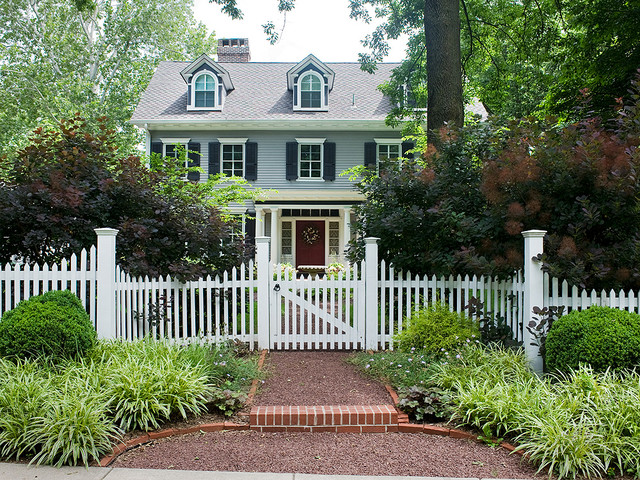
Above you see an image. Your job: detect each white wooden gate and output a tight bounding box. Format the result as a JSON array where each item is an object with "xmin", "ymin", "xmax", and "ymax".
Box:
[{"xmin": 269, "ymin": 265, "xmax": 365, "ymax": 350}]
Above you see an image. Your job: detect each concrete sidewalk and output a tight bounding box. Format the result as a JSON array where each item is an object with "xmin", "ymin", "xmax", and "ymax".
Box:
[{"xmin": 0, "ymin": 463, "xmax": 532, "ymax": 480}]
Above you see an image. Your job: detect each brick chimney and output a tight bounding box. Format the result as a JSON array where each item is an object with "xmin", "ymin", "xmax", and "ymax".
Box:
[{"xmin": 217, "ymin": 38, "xmax": 251, "ymax": 63}]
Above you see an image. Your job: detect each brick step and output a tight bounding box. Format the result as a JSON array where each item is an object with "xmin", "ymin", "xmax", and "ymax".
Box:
[{"xmin": 250, "ymin": 405, "xmax": 400, "ymax": 433}]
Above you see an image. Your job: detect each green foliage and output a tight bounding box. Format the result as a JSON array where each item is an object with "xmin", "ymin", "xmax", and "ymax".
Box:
[
  {"xmin": 394, "ymin": 302, "xmax": 480, "ymax": 354},
  {"xmin": 0, "ymin": 292, "xmax": 96, "ymax": 361},
  {"xmin": 0, "ymin": 357, "xmax": 120, "ymax": 466},
  {"xmin": 396, "ymin": 385, "xmax": 454, "ymax": 422},
  {"xmin": 545, "ymin": 306, "xmax": 640, "ymax": 373},
  {"xmin": 356, "ymin": 344, "xmax": 640, "ymax": 479},
  {"xmin": 465, "ymin": 297, "xmax": 522, "ymax": 349},
  {"xmin": 0, "ymin": 116, "xmax": 251, "ymax": 280},
  {"xmin": 351, "ymin": 82, "xmax": 640, "ymax": 291},
  {"xmin": 0, "ymin": 338, "xmax": 259, "ymax": 466},
  {"xmin": 0, "ymin": 0, "xmax": 216, "ymax": 157}
]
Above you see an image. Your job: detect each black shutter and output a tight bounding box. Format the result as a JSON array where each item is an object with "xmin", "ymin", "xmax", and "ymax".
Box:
[
  {"xmin": 364, "ymin": 142, "xmax": 377, "ymax": 168},
  {"xmin": 245, "ymin": 142, "xmax": 258, "ymax": 181},
  {"xmin": 286, "ymin": 142, "xmax": 298, "ymax": 180},
  {"xmin": 151, "ymin": 141, "xmax": 163, "ymax": 156},
  {"xmin": 402, "ymin": 141, "xmax": 415, "ymax": 159},
  {"xmin": 208, "ymin": 141, "xmax": 220, "ymax": 177},
  {"xmin": 323, "ymin": 142, "xmax": 336, "ymax": 181},
  {"xmin": 244, "ymin": 216, "xmax": 256, "ymax": 247},
  {"xmin": 187, "ymin": 142, "xmax": 201, "ymax": 182}
]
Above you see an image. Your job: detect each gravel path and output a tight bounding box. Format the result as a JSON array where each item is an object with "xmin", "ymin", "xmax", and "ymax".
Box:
[
  {"xmin": 111, "ymin": 351, "xmax": 542, "ymax": 477},
  {"xmin": 253, "ymin": 351, "xmax": 392, "ymax": 405},
  {"xmin": 112, "ymin": 430, "xmax": 540, "ymax": 478}
]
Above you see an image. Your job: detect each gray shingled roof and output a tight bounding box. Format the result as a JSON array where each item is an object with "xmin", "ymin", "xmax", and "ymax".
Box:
[{"xmin": 131, "ymin": 61, "xmax": 400, "ymax": 124}]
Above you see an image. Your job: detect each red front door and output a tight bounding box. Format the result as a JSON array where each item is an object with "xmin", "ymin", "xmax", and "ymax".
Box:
[{"xmin": 296, "ymin": 220, "xmax": 325, "ymax": 267}]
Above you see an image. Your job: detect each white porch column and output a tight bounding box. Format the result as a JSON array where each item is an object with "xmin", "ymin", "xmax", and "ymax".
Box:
[
  {"xmin": 270, "ymin": 207, "xmax": 279, "ymax": 263},
  {"xmin": 255, "ymin": 207, "xmax": 264, "ymax": 237},
  {"xmin": 342, "ymin": 206, "xmax": 352, "ymax": 263},
  {"xmin": 522, "ymin": 229, "xmax": 547, "ymax": 373}
]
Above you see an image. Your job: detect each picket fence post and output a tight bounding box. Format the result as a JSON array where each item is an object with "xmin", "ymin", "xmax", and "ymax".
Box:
[
  {"xmin": 255, "ymin": 236, "xmax": 270, "ymax": 350},
  {"xmin": 522, "ymin": 229, "xmax": 546, "ymax": 373},
  {"xmin": 94, "ymin": 228, "xmax": 118, "ymax": 339},
  {"xmin": 364, "ymin": 237, "xmax": 380, "ymax": 350}
]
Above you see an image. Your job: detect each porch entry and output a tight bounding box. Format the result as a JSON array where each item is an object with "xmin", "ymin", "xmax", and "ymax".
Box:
[{"xmin": 295, "ymin": 220, "xmax": 325, "ymax": 268}]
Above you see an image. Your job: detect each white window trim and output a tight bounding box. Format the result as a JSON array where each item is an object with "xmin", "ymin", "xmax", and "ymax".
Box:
[
  {"xmin": 374, "ymin": 138, "xmax": 403, "ymax": 174},
  {"xmin": 296, "ymin": 138, "xmax": 325, "ymax": 181},
  {"xmin": 294, "ymin": 71, "xmax": 328, "ymax": 112},
  {"xmin": 220, "ymin": 142, "xmax": 246, "ymax": 177},
  {"xmin": 188, "ymin": 71, "xmax": 222, "ymax": 111},
  {"xmin": 160, "ymin": 138, "xmax": 190, "ymax": 158}
]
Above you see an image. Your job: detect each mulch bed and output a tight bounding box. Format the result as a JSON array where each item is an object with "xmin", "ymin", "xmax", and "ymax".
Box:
[{"xmin": 109, "ymin": 351, "xmax": 544, "ymax": 477}]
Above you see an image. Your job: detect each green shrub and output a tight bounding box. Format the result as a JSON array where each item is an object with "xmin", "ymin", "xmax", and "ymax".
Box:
[
  {"xmin": 0, "ymin": 291, "xmax": 96, "ymax": 361},
  {"xmin": 545, "ymin": 306, "xmax": 640, "ymax": 373},
  {"xmin": 394, "ymin": 302, "xmax": 480, "ymax": 354}
]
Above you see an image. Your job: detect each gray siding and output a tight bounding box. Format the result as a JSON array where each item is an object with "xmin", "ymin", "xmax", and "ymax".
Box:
[{"xmin": 150, "ymin": 130, "xmax": 402, "ymax": 190}]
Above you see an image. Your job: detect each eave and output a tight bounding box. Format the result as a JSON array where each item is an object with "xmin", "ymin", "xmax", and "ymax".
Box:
[{"xmin": 130, "ymin": 118, "xmax": 396, "ymax": 132}]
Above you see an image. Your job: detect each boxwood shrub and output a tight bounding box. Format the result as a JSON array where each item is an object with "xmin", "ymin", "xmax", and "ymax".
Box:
[
  {"xmin": 0, "ymin": 290, "xmax": 96, "ymax": 361},
  {"xmin": 545, "ymin": 306, "xmax": 640, "ymax": 373}
]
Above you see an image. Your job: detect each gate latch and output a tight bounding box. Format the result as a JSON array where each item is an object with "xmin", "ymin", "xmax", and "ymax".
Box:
[{"xmin": 273, "ymin": 283, "xmax": 281, "ymax": 292}]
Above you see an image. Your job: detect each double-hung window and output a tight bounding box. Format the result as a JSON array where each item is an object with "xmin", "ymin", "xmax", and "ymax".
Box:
[
  {"xmin": 218, "ymin": 138, "xmax": 248, "ymax": 178},
  {"xmin": 374, "ymin": 138, "xmax": 402, "ymax": 174},
  {"xmin": 161, "ymin": 138, "xmax": 190, "ymax": 165},
  {"xmin": 222, "ymin": 144, "xmax": 244, "ymax": 177},
  {"xmin": 298, "ymin": 140, "xmax": 324, "ymax": 179}
]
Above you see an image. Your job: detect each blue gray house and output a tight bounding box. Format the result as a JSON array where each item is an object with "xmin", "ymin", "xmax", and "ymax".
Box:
[{"xmin": 130, "ymin": 38, "xmax": 410, "ymax": 269}]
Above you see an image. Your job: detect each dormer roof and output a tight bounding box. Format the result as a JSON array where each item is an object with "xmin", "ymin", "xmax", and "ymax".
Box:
[
  {"xmin": 286, "ymin": 54, "xmax": 335, "ymax": 91},
  {"xmin": 180, "ymin": 53, "xmax": 234, "ymax": 91}
]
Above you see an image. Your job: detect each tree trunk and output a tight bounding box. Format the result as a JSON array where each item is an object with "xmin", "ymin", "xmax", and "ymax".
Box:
[{"xmin": 424, "ymin": 0, "xmax": 464, "ymax": 141}]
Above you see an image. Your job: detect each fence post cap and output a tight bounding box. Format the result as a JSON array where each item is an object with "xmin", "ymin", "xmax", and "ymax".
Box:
[
  {"xmin": 94, "ymin": 228, "xmax": 119, "ymax": 236},
  {"xmin": 521, "ymin": 230, "xmax": 546, "ymax": 238},
  {"xmin": 364, "ymin": 237, "xmax": 380, "ymax": 245},
  {"xmin": 255, "ymin": 236, "xmax": 270, "ymax": 245}
]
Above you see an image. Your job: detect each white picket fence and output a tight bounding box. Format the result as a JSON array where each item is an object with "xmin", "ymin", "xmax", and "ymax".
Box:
[
  {"xmin": 0, "ymin": 247, "xmax": 98, "ymax": 327},
  {"xmin": 2, "ymin": 229, "xmax": 640, "ymax": 365},
  {"xmin": 114, "ymin": 261, "xmax": 258, "ymax": 344}
]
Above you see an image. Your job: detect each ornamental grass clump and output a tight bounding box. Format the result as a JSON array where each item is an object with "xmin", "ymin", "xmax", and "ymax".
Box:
[
  {"xmin": 433, "ymin": 345, "xmax": 640, "ymax": 479},
  {"xmin": 394, "ymin": 302, "xmax": 479, "ymax": 354},
  {"xmin": 545, "ymin": 306, "xmax": 640, "ymax": 373},
  {"xmin": 97, "ymin": 339, "xmax": 214, "ymax": 431}
]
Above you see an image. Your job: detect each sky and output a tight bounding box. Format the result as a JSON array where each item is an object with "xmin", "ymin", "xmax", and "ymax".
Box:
[{"xmin": 192, "ymin": 0, "xmax": 409, "ymax": 63}]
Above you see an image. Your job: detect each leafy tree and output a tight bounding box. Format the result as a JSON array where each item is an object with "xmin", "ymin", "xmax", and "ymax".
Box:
[
  {"xmin": 0, "ymin": 0, "xmax": 215, "ymax": 157},
  {"xmin": 0, "ymin": 115, "xmax": 251, "ymax": 280},
  {"xmin": 349, "ymin": 78, "xmax": 640, "ymax": 291}
]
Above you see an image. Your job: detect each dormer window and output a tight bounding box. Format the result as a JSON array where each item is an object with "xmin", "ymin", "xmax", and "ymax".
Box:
[
  {"xmin": 287, "ymin": 54, "xmax": 334, "ymax": 112},
  {"xmin": 300, "ymin": 73, "xmax": 322, "ymax": 109},
  {"xmin": 194, "ymin": 73, "xmax": 216, "ymax": 108},
  {"xmin": 181, "ymin": 54, "xmax": 233, "ymax": 112}
]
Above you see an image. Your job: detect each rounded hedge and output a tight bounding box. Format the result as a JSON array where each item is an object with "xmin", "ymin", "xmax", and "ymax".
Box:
[
  {"xmin": 394, "ymin": 302, "xmax": 480, "ymax": 354},
  {"xmin": 545, "ymin": 306, "xmax": 640, "ymax": 373},
  {"xmin": 0, "ymin": 291, "xmax": 96, "ymax": 361}
]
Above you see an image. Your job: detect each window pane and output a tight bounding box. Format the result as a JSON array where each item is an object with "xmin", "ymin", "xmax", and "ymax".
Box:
[
  {"xmin": 300, "ymin": 73, "xmax": 322, "ymax": 108},
  {"xmin": 299, "ymin": 144, "xmax": 322, "ymax": 178},
  {"xmin": 194, "ymin": 74, "xmax": 215, "ymax": 107},
  {"xmin": 222, "ymin": 144, "xmax": 244, "ymax": 176}
]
